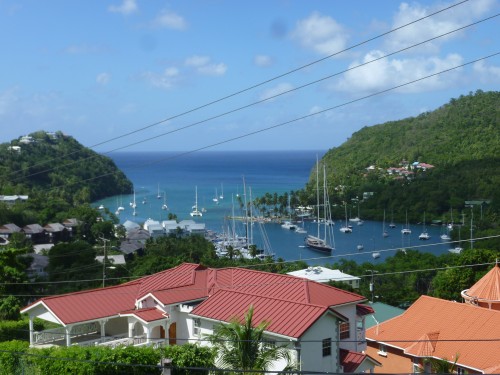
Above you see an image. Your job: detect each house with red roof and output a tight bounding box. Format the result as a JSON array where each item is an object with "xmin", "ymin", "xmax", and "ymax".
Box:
[
  {"xmin": 366, "ymin": 264, "xmax": 500, "ymax": 374},
  {"xmin": 22, "ymin": 263, "xmax": 380, "ymax": 373}
]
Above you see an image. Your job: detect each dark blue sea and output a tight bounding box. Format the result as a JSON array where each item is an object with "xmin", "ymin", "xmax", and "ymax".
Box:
[{"xmin": 95, "ymin": 151, "xmax": 454, "ymax": 265}]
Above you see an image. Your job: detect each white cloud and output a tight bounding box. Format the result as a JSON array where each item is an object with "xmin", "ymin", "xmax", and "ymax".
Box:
[
  {"xmin": 185, "ymin": 55, "xmax": 211, "ymax": 67},
  {"xmin": 259, "ymin": 83, "xmax": 294, "ymax": 101},
  {"xmin": 291, "ymin": 12, "xmax": 348, "ymax": 56},
  {"xmin": 96, "ymin": 73, "xmax": 111, "ymax": 85},
  {"xmin": 152, "ymin": 10, "xmax": 187, "ymax": 30},
  {"xmin": 141, "ymin": 67, "xmax": 180, "ymax": 90},
  {"xmin": 335, "ymin": 50, "xmax": 464, "ymax": 94},
  {"xmin": 385, "ymin": 0, "xmax": 497, "ymax": 54},
  {"xmin": 185, "ymin": 56, "xmax": 227, "ymax": 76},
  {"xmin": 254, "ymin": 55, "xmax": 273, "ymax": 67},
  {"xmin": 108, "ymin": 0, "xmax": 137, "ymax": 15},
  {"xmin": 473, "ymin": 60, "xmax": 500, "ymax": 82}
]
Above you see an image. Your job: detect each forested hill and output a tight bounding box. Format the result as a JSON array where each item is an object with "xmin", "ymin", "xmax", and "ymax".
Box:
[
  {"xmin": 314, "ymin": 90, "xmax": 500, "ymax": 223},
  {"xmin": 0, "ymin": 130, "xmax": 132, "ymax": 205}
]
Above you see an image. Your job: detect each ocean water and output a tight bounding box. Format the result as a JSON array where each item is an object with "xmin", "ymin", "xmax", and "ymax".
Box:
[{"xmin": 95, "ymin": 151, "xmax": 454, "ymax": 265}]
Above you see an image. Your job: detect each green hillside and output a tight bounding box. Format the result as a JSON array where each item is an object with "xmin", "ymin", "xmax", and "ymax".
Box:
[
  {"xmin": 0, "ymin": 131, "xmax": 132, "ymax": 223},
  {"xmin": 308, "ymin": 90, "xmax": 500, "ymax": 224}
]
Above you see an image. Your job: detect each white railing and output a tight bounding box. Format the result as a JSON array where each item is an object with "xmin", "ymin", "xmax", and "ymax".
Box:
[
  {"xmin": 34, "ymin": 327, "xmax": 66, "ymax": 344},
  {"xmin": 135, "ymin": 339, "xmax": 166, "ymax": 349},
  {"xmin": 34, "ymin": 322, "xmax": 99, "ymax": 345}
]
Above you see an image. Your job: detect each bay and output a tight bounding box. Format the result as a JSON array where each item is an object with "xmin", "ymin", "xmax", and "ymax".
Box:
[{"xmin": 95, "ymin": 151, "xmax": 454, "ymax": 265}]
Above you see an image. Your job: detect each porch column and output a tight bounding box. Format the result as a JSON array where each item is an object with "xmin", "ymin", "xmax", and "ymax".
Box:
[
  {"xmin": 28, "ymin": 316, "xmax": 34, "ymax": 347},
  {"xmin": 65, "ymin": 326, "xmax": 73, "ymax": 347},
  {"xmin": 165, "ymin": 321, "xmax": 170, "ymax": 346},
  {"xmin": 128, "ymin": 321, "xmax": 135, "ymax": 339},
  {"xmin": 145, "ymin": 326, "xmax": 152, "ymax": 343},
  {"xmin": 99, "ymin": 320, "xmax": 107, "ymax": 340}
]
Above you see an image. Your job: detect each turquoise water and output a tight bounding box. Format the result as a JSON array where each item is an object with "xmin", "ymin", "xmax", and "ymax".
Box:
[{"xmin": 95, "ymin": 151, "xmax": 454, "ymax": 265}]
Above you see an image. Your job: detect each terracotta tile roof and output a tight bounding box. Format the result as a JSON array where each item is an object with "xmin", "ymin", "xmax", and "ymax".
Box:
[
  {"xmin": 366, "ymin": 295, "xmax": 500, "ymax": 373},
  {"xmin": 462, "ymin": 264, "xmax": 500, "ymax": 302},
  {"xmin": 191, "ymin": 289, "xmax": 329, "ymax": 338},
  {"xmin": 340, "ymin": 348, "xmax": 381, "ymax": 373},
  {"xmin": 120, "ymin": 307, "xmax": 168, "ymax": 323}
]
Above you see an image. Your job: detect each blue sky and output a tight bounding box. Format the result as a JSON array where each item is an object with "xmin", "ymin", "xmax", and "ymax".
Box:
[{"xmin": 1, "ymin": 0, "xmax": 499, "ymax": 152}]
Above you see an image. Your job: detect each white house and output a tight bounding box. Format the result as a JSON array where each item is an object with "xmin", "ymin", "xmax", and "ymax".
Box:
[
  {"xmin": 21, "ymin": 263, "xmax": 379, "ymax": 373},
  {"xmin": 288, "ymin": 266, "xmax": 361, "ymax": 289}
]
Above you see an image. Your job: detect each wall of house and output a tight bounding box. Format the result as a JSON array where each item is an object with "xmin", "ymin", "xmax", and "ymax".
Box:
[
  {"xmin": 105, "ymin": 317, "xmax": 128, "ymax": 336},
  {"xmin": 299, "ymin": 314, "xmax": 339, "ymax": 373},
  {"xmin": 333, "ymin": 303, "xmax": 365, "ymax": 352},
  {"xmin": 366, "ymin": 342, "xmax": 413, "ymax": 373}
]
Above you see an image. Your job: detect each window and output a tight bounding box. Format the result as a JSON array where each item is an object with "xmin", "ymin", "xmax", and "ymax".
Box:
[
  {"xmin": 193, "ymin": 318, "xmax": 201, "ymax": 337},
  {"xmin": 322, "ymin": 338, "xmax": 332, "ymax": 357},
  {"xmin": 377, "ymin": 344, "xmax": 387, "ymax": 357},
  {"xmin": 262, "ymin": 337, "xmax": 276, "ymax": 349},
  {"xmin": 457, "ymin": 367, "xmax": 466, "ymax": 375},
  {"xmin": 339, "ymin": 322, "xmax": 350, "ymax": 339}
]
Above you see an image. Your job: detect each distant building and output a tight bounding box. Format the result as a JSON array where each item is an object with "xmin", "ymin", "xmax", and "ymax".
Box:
[{"xmin": 288, "ymin": 266, "xmax": 361, "ymax": 289}]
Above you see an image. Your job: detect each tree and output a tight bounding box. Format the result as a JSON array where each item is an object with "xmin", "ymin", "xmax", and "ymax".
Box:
[{"xmin": 207, "ymin": 305, "xmax": 296, "ymax": 374}]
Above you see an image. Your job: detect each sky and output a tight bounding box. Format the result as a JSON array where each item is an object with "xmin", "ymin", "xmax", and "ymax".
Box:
[{"xmin": 1, "ymin": 0, "xmax": 499, "ymax": 152}]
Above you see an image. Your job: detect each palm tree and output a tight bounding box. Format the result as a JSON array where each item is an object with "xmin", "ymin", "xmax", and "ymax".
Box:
[{"xmin": 207, "ymin": 305, "xmax": 296, "ymax": 374}]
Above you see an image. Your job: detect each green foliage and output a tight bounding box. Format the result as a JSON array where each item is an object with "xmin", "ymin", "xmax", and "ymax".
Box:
[
  {"xmin": 0, "ymin": 318, "xmax": 45, "ymax": 342},
  {"xmin": 0, "ymin": 340, "xmax": 30, "ymax": 374},
  {"xmin": 0, "ymin": 296, "xmax": 22, "ymax": 321},
  {"xmin": 0, "ymin": 131, "xmax": 132, "ymax": 224},
  {"xmin": 207, "ymin": 305, "xmax": 296, "ymax": 373},
  {"xmin": 0, "ymin": 341, "xmax": 215, "ymax": 375},
  {"xmin": 160, "ymin": 344, "xmax": 216, "ymax": 375}
]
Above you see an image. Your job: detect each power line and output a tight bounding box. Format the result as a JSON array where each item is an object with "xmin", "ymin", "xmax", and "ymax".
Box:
[
  {"xmin": 11, "ymin": 12, "xmax": 499, "ymax": 186},
  {"xmin": 7, "ymin": 0, "xmax": 472, "ymax": 179}
]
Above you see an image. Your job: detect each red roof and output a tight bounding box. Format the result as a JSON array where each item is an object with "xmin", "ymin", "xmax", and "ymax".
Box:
[
  {"xmin": 356, "ymin": 303, "xmax": 375, "ymax": 316},
  {"xmin": 366, "ymin": 295, "xmax": 500, "ymax": 373},
  {"xmin": 191, "ymin": 289, "xmax": 331, "ymax": 338},
  {"xmin": 22, "ymin": 263, "xmax": 366, "ymax": 329},
  {"xmin": 120, "ymin": 307, "xmax": 168, "ymax": 323},
  {"xmin": 22, "ymin": 281, "xmax": 142, "ymax": 325},
  {"xmin": 340, "ymin": 348, "xmax": 381, "ymax": 373}
]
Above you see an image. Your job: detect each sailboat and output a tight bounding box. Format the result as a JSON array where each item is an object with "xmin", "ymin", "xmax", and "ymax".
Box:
[
  {"xmin": 401, "ymin": 210, "xmax": 411, "ymax": 235},
  {"xmin": 213, "ymin": 188, "xmax": 219, "ymax": 204},
  {"xmin": 131, "ymin": 189, "xmax": 137, "ymax": 216},
  {"xmin": 389, "ymin": 209, "xmax": 396, "ymax": 228},
  {"xmin": 281, "ymin": 195, "xmax": 297, "ymax": 230},
  {"xmin": 418, "ymin": 212, "xmax": 430, "ymax": 240},
  {"xmin": 449, "ymin": 225, "xmax": 463, "ymax": 253},
  {"xmin": 157, "ymin": 183, "xmax": 161, "ymax": 199},
  {"xmin": 305, "ymin": 161, "xmax": 334, "ymax": 253},
  {"xmin": 162, "ymin": 191, "xmax": 168, "ymax": 210},
  {"xmin": 339, "ymin": 202, "xmax": 353, "ymax": 233},
  {"xmin": 440, "ymin": 218, "xmax": 451, "ymax": 240},
  {"xmin": 190, "ymin": 186, "xmax": 203, "ymax": 217},
  {"xmin": 382, "ymin": 209, "xmax": 389, "ymax": 238},
  {"xmin": 350, "ymin": 200, "xmax": 364, "ymax": 225},
  {"xmin": 219, "ymin": 183, "xmax": 224, "ymax": 200}
]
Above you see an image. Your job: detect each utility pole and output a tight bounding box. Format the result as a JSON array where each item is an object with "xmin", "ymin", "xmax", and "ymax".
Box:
[
  {"xmin": 367, "ymin": 269, "xmax": 379, "ymax": 303},
  {"xmin": 99, "ymin": 235, "xmax": 110, "ymax": 287}
]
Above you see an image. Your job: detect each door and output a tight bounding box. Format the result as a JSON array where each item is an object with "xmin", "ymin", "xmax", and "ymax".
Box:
[{"xmin": 168, "ymin": 322, "xmax": 177, "ymax": 345}]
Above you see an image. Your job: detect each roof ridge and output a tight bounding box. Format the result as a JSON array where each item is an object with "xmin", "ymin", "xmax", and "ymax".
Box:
[{"xmin": 212, "ymin": 287, "xmax": 329, "ymax": 309}]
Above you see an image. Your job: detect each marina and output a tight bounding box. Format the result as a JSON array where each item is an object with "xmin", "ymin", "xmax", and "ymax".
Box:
[{"xmin": 95, "ymin": 151, "xmax": 459, "ymax": 266}]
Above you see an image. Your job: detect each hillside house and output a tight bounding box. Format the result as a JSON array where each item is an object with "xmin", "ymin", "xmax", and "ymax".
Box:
[
  {"xmin": 21, "ymin": 263, "xmax": 380, "ymax": 373},
  {"xmin": 366, "ymin": 264, "xmax": 500, "ymax": 374},
  {"xmin": 287, "ymin": 266, "xmax": 361, "ymax": 289}
]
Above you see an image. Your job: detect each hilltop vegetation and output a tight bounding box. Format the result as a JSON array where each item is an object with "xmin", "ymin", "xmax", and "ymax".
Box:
[
  {"xmin": 303, "ymin": 90, "xmax": 499, "ymax": 224},
  {"xmin": 0, "ymin": 130, "xmax": 132, "ymax": 224}
]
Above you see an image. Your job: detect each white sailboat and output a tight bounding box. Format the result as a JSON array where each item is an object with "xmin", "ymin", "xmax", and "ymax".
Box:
[
  {"xmin": 162, "ymin": 191, "xmax": 168, "ymax": 210},
  {"xmin": 389, "ymin": 209, "xmax": 396, "ymax": 228},
  {"xmin": 190, "ymin": 186, "xmax": 202, "ymax": 217},
  {"xmin": 219, "ymin": 183, "xmax": 224, "ymax": 200},
  {"xmin": 281, "ymin": 195, "xmax": 297, "ymax": 230},
  {"xmin": 305, "ymin": 161, "xmax": 334, "ymax": 253},
  {"xmin": 157, "ymin": 183, "xmax": 161, "ymax": 199},
  {"xmin": 449, "ymin": 225, "xmax": 463, "ymax": 253},
  {"xmin": 339, "ymin": 202, "xmax": 353, "ymax": 233},
  {"xmin": 131, "ymin": 189, "xmax": 137, "ymax": 216},
  {"xmin": 419, "ymin": 212, "xmax": 431, "ymax": 240},
  {"xmin": 213, "ymin": 188, "xmax": 219, "ymax": 204},
  {"xmin": 382, "ymin": 209, "xmax": 389, "ymax": 238},
  {"xmin": 401, "ymin": 210, "xmax": 411, "ymax": 235}
]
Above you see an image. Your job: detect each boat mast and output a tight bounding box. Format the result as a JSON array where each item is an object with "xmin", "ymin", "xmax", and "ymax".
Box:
[{"xmin": 316, "ymin": 155, "xmax": 320, "ymax": 239}]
